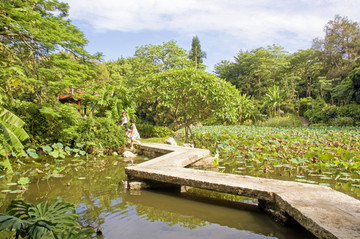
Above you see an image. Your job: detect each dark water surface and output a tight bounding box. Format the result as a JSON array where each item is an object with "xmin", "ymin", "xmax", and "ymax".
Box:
[{"xmin": 0, "ymin": 156, "xmax": 314, "ymax": 238}]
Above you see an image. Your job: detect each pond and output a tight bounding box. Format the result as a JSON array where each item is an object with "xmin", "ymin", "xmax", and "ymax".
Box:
[
  {"xmin": 184, "ymin": 125, "xmax": 360, "ymax": 200},
  {"xmin": 0, "ymin": 155, "xmax": 314, "ymax": 238}
]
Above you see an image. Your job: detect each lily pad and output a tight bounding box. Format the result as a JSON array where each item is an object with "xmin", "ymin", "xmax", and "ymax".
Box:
[
  {"xmin": 17, "ymin": 177, "xmax": 31, "ymax": 185},
  {"xmin": 10, "ymin": 190, "xmax": 23, "ymax": 194},
  {"xmin": 339, "ymin": 177, "xmax": 350, "ymax": 181}
]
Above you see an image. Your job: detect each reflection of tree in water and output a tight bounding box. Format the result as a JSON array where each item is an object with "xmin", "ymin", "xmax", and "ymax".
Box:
[
  {"xmin": 134, "ymin": 203, "xmax": 207, "ymax": 229},
  {"xmin": 0, "ymin": 156, "xmax": 132, "ymax": 230},
  {"xmin": 65, "ymin": 158, "xmax": 130, "ymax": 228}
]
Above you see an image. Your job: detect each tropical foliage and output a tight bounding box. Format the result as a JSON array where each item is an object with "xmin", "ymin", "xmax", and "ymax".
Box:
[
  {"xmin": 1, "ymin": 0, "xmax": 360, "ymax": 208},
  {"xmin": 0, "ymin": 105, "xmax": 29, "ymax": 157},
  {"xmin": 136, "ymin": 68, "xmax": 240, "ymax": 130},
  {"xmin": 0, "ymin": 198, "xmax": 94, "ymax": 239}
]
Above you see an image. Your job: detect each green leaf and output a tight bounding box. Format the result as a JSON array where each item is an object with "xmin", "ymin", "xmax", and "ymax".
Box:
[
  {"xmin": 42, "ymin": 145, "xmax": 53, "ymax": 155},
  {"xmin": 17, "ymin": 177, "xmax": 31, "ymax": 186},
  {"xmin": 26, "ymin": 149, "xmax": 39, "ymax": 159}
]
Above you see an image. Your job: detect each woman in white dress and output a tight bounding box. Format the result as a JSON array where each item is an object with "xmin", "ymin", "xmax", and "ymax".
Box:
[{"xmin": 129, "ymin": 118, "xmax": 140, "ymax": 150}]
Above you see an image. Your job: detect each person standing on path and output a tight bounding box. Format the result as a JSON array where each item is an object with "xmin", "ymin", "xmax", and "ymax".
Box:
[
  {"xmin": 120, "ymin": 112, "xmax": 128, "ymax": 128},
  {"xmin": 129, "ymin": 118, "xmax": 140, "ymax": 151}
]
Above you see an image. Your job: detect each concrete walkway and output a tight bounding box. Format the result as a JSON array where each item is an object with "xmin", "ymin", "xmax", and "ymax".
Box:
[{"xmin": 125, "ymin": 143, "xmax": 360, "ymax": 239}]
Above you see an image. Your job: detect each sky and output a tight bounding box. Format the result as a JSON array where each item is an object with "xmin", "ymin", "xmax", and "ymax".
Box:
[{"xmin": 62, "ymin": 0, "xmax": 360, "ymax": 72}]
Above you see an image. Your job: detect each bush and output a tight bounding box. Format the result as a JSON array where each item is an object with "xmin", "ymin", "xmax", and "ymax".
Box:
[
  {"xmin": 304, "ymin": 102, "xmax": 360, "ymax": 125},
  {"xmin": 136, "ymin": 124, "xmax": 173, "ymax": 138},
  {"xmin": 259, "ymin": 114, "xmax": 302, "ymax": 127},
  {"xmin": 329, "ymin": 117, "xmax": 354, "ymax": 126},
  {"xmin": 299, "ymin": 97, "xmax": 313, "ymax": 116},
  {"xmin": 76, "ymin": 117, "xmax": 126, "ymax": 154},
  {"xmin": 338, "ymin": 104, "xmax": 360, "ymax": 124},
  {"xmin": 11, "ymin": 101, "xmax": 79, "ymax": 147}
]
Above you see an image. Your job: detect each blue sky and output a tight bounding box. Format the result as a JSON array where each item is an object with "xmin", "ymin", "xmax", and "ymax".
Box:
[{"xmin": 62, "ymin": 0, "xmax": 360, "ymax": 72}]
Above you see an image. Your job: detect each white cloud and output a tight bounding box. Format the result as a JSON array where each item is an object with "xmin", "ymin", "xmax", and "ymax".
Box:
[
  {"xmin": 63, "ymin": 0, "xmax": 359, "ymax": 45},
  {"xmin": 62, "ymin": 0, "xmax": 360, "ymax": 69}
]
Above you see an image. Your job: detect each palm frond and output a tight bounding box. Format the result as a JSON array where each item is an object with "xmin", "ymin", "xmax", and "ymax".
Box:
[{"xmin": 0, "ymin": 106, "xmax": 29, "ymax": 155}]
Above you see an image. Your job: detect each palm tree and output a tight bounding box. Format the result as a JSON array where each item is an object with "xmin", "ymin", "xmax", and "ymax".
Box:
[{"xmin": 264, "ymin": 86, "xmax": 283, "ymax": 118}]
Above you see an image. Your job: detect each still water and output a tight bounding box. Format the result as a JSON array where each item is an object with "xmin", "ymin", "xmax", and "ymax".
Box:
[{"xmin": 0, "ymin": 156, "xmax": 314, "ymax": 238}]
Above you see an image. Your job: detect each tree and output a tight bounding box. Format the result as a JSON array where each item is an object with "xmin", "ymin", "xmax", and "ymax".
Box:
[
  {"xmin": 136, "ymin": 68, "xmax": 240, "ymax": 141},
  {"xmin": 1, "ymin": 0, "xmax": 99, "ymax": 105},
  {"xmin": 236, "ymin": 94, "xmax": 258, "ymax": 124},
  {"xmin": 0, "ymin": 0, "xmax": 90, "ymax": 56},
  {"xmin": 0, "ymin": 1, "xmax": 118, "ymax": 150},
  {"xmin": 263, "ymin": 86, "xmax": 284, "ymax": 118},
  {"xmin": 134, "ymin": 40, "xmax": 192, "ymax": 72},
  {"xmin": 188, "ymin": 36, "xmax": 207, "ymax": 69},
  {"xmin": 214, "ymin": 60, "xmax": 241, "ymax": 87},
  {"xmin": 93, "ymin": 84, "xmax": 136, "ymax": 120},
  {"xmin": 289, "ymin": 49, "xmax": 322, "ymax": 98},
  {"xmin": 346, "ymin": 65, "xmax": 360, "ymax": 103},
  {"xmin": 220, "ymin": 45, "xmax": 289, "ymax": 99},
  {"xmin": 313, "ymin": 15, "xmax": 360, "ymax": 104}
]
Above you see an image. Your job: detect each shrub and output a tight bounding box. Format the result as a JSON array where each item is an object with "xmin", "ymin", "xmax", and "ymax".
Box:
[
  {"xmin": 299, "ymin": 97, "xmax": 313, "ymax": 116},
  {"xmin": 338, "ymin": 104, "xmax": 360, "ymax": 124},
  {"xmin": 136, "ymin": 124, "xmax": 173, "ymax": 138},
  {"xmin": 259, "ymin": 114, "xmax": 302, "ymax": 127},
  {"xmin": 321, "ymin": 105, "xmax": 339, "ymax": 122},
  {"xmin": 329, "ymin": 117, "xmax": 354, "ymax": 126},
  {"xmin": 11, "ymin": 101, "xmax": 80, "ymax": 147},
  {"xmin": 76, "ymin": 117, "xmax": 126, "ymax": 154},
  {"xmin": 305, "ymin": 103, "xmax": 360, "ymax": 125}
]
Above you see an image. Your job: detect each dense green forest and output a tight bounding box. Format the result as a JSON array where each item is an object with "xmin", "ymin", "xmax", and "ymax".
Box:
[{"xmin": 1, "ymin": 0, "xmax": 360, "ymax": 158}]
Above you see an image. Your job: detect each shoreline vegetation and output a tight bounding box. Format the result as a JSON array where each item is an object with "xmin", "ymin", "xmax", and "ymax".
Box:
[{"xmin": 1, "ymin": 1, "xmax": 360, "ymax": 236}]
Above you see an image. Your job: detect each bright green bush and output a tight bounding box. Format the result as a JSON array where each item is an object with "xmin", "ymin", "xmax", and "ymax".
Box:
[
  {"xmin": 258, "ymin": 114, "xmax": 302, "ymax": 127},
  {"xmin": 11, "ymin": 101, "xmax": 80, "ymax": 147},
  {"xmin": 299, "ymin": 97, "xmax": 313, "ymax": 116},
  {"xmin": 75, "ymin": 117, "xmax": 126, "ymax": 154},
  {"xmin": 136, "ymin": 124, "xmax": 173, "ymax": 138}
]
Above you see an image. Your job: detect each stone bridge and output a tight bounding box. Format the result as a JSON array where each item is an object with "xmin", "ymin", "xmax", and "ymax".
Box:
[{"xmin": 125, "ymin": 143, "xmax": 360, "ymax": 239}]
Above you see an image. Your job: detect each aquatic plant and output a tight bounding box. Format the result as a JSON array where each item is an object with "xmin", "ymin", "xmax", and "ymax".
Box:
[{"xmin": 177, "ymin": 125, "xmax": 360, "ymax": 198}]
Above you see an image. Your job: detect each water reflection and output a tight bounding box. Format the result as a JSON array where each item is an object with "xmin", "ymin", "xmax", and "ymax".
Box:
[{"xmin": 0, "ymin": 156, "xmax": 314, "ymax": 238}]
